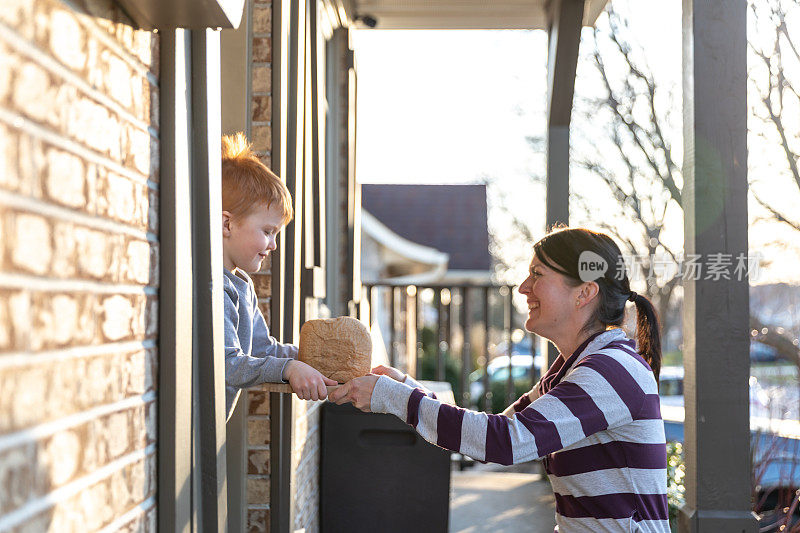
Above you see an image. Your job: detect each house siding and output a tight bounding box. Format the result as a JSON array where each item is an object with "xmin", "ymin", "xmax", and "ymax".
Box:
[{"xmin": 0, "ymin": 0, "xmax": 159, "ymax": 531}]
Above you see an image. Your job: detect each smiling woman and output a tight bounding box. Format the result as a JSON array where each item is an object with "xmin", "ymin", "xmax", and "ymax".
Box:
[{"xmin": 330, "ymin": 226, "xmax": 669, "ymax": 533}]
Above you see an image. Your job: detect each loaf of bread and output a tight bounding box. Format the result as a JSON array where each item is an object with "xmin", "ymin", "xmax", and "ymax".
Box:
[{"xmin": 298, "ymin": 317, "xmax": 372, "ymax": 383}]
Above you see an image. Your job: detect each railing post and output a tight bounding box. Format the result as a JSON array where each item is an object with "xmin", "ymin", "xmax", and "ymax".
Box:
[
  {"xmin": 366, "ymin": 284, "xmax": 373, "ymax": 329},
  {"xmin": 460, "ymin": 287, "xmax": 471, "ymax": 407},
  {"xmin": 415, "ymin": 287, "xmax": 423, "ymax": 379},
  {"xmin": 435, "ymin": 289, "xmax": 444, "ymax": 381},
  {"xmin": 482, "ymin": 286, "xmax": 491, "ymax": 413},
  {"xmin": 443, "ymin": 288, "xmax": 452, "ymax": 383},
  {"xmin": 504, "ymin": 286, "xmax": 514, "ymax": 407},
  {"xmin": 405, "ymin": 286, "xmax": 417, "ymax": 379},
  {"xmin": 389, "ymin": 286, "xmax": 396, "ymax": 368}
]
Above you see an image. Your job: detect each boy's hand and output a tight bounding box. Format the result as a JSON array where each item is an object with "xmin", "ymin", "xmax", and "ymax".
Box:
[
  {"xmin": 283, "ymin": 360, "xmax": 338, "ymax": 401},
  {"xmin": 371, "ymin": 364, "xmax": 405, "ymax": 382}
]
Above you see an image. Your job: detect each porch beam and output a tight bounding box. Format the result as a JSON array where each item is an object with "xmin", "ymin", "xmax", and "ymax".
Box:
[
  {"xmin": 544, "ymin": 0, "xmax": 583, "ymax": 230},
  {"xmin": 679, "ymin": 1, "xmax": 758, "ymax": 531},
  {"xmin": 115, "ymin": 0, "xmax": 246, "ymax": 30}
]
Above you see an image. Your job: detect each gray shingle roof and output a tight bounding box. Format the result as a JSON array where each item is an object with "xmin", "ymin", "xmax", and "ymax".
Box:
[{"xmin": 361, "ymin": 184, "xmax": 491, "ymax": 271}]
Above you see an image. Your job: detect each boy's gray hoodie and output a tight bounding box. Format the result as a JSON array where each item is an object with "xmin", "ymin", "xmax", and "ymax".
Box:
[{"xmin": 223, "ymin": 268, "xmax": 297, "ymax": 419}]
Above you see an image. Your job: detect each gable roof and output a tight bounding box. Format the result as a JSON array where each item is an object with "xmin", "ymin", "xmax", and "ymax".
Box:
[{"xmin": 361, "ymin": 184, "xmax": 491, "ymax": 271}]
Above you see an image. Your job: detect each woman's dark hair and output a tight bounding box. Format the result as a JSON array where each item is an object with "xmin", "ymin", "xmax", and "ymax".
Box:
[{"xmin": 532, "ymin": 226, "xmax": 662, "ymax": 381}]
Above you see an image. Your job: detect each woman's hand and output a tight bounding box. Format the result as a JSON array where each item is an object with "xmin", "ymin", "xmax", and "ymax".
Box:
[
  {"xmin": 283, "ymin": 360, "xmax": 338, "ymax": 401},
  {"xmin": 328, "ymin": 374, "xmax": 380, "ymax": 412},
  {"xmin": 371, "ymin": 364, "xmax": 405, "ymax": 382}
]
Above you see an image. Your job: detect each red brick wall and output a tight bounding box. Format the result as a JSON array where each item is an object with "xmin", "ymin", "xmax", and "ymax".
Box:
[{"xmin": 0, "ymin": 0, "xmax": 159, "ymax": 530}]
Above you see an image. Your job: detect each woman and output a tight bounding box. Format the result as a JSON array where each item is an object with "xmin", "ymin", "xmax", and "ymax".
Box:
[{"xmin": 330, "ymin": 227, "xmax": 669, "ymax": 533}]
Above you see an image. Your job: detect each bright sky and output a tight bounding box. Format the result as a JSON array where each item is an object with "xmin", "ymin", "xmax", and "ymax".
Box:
[{"xmin": 352, "ymin": 0, "xmax": 800, "ymax": 285}]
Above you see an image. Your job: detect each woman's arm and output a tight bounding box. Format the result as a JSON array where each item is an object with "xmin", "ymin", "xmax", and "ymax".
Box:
[{"xmin": 331, "ymin": 352, "xmax": 652, "ymax": 466}]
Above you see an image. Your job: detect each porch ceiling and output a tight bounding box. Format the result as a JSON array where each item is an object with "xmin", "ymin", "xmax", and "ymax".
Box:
[{"xmin": 353, "ymin": 0, "xmax": 610, "ymax": 30}]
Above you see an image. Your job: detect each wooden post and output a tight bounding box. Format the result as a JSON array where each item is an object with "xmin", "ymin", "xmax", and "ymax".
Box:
[
  {"xmin": 461, "ymin": 287, "xmax": 471, "ymax": 407},
  {"xmin": 679, "ymin": 1, "xmax": 758, "ymax": 531}
]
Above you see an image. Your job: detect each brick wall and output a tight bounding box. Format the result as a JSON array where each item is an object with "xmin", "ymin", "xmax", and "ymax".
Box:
[
  {"xmin": 290, "ymin": 399, "xmax": 322, "ymax": 533},
  {"xmin": 0, "ymin": 0, "xmax": 159, "ymax": 531},
  {"xmin": 246, "ymin": 1, "xmax": 274, "ymax": 531},
  {"xmin": 244, "ymin": 1, "xmax": 323, "ymax": 531}
]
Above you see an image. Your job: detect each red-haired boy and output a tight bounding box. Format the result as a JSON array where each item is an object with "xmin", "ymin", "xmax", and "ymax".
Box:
[{"xmin": 221, "ymin": 133, "xmax": 335, "ymax": 419}]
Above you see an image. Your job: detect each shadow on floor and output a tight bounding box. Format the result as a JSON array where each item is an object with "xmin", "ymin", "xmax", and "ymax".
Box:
[{"xmin": 449, "ymin": 461, "xmax": 556, "ymax": 533}]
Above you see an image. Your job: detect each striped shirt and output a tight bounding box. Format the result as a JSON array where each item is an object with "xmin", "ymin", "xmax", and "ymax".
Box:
[{"xmin": 371, "ymin": 329, "xmax": 669, "ymax": 533}]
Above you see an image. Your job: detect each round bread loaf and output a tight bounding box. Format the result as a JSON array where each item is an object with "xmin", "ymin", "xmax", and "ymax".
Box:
[{"xmin": 298, "ymin": 317, "xmax": 372, "ymax": 383}]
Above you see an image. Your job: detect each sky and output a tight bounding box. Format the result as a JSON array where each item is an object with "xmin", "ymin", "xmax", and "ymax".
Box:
[{"xmin": 351, "ymin": 0, "xmax": 800, "ymax": 285}]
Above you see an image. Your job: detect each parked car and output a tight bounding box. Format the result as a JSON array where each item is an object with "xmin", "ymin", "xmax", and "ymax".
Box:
[
  {"xmin": 750, "ymin": 340, "xmax": 779, "ymax": 362},
  {"xmin": 469, "ymin": 354, "xmax": 541, "ymax": 413},
  {"xmin": 658, "ymin": 365, "xmax": 684, "ymax": 404}
]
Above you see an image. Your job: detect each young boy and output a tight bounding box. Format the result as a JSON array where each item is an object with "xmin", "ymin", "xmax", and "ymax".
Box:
[{"xmin": 221, "ymin": 132, "xmax": 336, "ymax": 420}]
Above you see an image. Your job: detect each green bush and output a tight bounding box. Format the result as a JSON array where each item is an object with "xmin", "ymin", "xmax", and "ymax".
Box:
[
  {"xmin": 666, "ymin": 441, "xmax": 685, "ymax": 532},
  {"xmin": 662, "ymin": 350, "xmax": 683, "ymax": 367},
  {"xmin": 470, "ymin": 374, "xmax": 531, "ymax": 414},
  {"xmin": 416, "ymin": 327, "xmax": 462, "ymax": 403}
]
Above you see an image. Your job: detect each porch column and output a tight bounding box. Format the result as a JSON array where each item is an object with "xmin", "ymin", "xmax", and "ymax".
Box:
[
  {"xmin": 544, "ymin": 0, "xmax": 583, "ymax": 229},
  {"xmin": 679, "ymin": 1, "xmax": 758, "ymax": 531},
  {"xmin": 220, "ymin": 5, "xmax": 252, "ymax": 530},
  {"xmin": 543, "ymin": 0, "xmax": 583, "ymax": 366},
  {"xmin": 158, "ymin": 28, "xmax": 194, "ymax": 533},
  {"xmin": 191, "ymin": 28, "xmax": 229, "ymax": 533}
]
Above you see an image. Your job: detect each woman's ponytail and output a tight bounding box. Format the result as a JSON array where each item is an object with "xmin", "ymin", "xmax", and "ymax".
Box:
[{"xmin": 631, "ymin": 293, "xmax": 662, "ymax": 382}]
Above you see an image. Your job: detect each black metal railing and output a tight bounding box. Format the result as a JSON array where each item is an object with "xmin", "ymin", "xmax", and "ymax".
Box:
[{"xmin": 363, "ymin": 282, "xmax": 540, "ymax": 413}]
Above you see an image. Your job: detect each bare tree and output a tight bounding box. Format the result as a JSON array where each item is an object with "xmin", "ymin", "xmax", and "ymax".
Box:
[
  {"xmin": 748, "ymin": 0, "xmax": 800, "ymax": 374},
  {"xmin": 571, "ymin": 7, "xmax": 683, "ymax": 339},
  {"xmin": 748, "ymin": 0, "xmax": 800, "ymax": 233}
]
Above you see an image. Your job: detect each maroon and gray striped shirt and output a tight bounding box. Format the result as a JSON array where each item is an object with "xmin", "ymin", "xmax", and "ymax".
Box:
[{"xmin": 371, "ymin": 328, "xmax": 669, "ymax": 533}]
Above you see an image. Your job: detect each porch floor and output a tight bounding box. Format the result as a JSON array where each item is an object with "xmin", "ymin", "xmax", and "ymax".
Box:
[{"xmin": 449, "ymin": 461, "xmax": 556, "ymax": 533}]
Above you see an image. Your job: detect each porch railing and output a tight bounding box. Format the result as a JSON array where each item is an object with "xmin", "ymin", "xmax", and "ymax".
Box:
[{"xmin": 363, "ymin": 282, "xmax": 540, "ymax": 412}]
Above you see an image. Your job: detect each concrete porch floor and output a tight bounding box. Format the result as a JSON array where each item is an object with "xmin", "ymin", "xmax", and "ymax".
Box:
[{"xmin": 449, "ymin": 461, "xmax": 556, "ymax": 533}]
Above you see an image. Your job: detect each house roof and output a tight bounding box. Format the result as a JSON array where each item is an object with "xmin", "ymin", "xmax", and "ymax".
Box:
[{"xmin": 361, "ymin": 184, "xmax": 491, "ymax": 271}]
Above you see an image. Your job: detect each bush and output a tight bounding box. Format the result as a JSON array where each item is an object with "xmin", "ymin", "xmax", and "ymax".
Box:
[
  {"xmin": 416, "ymin": 327, "xmax": 462, "ymax": 403},
  {"xmin": 472, "ymin": 376, "xmax": 531, "ymax": 414},
  {"xmin": 666, "ymin": 441, "xmax": 685, "ymax": 532}
]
